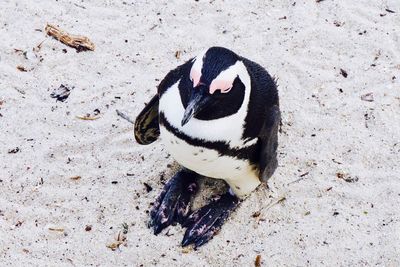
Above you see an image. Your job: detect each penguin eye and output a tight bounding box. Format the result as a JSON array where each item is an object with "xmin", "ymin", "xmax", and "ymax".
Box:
[
  {"xmin": 212, "ymin": 88, "xmax": 230, "ymax": 97},
  {"xmin": 221, "ymin": 86, "xmax": 232, "ymax": 93},
  {"xmin": 213, "ymin": 89, "xmax": 222, "ymax": 95}
]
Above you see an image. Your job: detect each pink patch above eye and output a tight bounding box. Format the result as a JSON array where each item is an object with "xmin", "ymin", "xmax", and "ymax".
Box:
[
  {"xmin": 209, "ymin": 80, "xmax": 232, "ymax": 94},
  {"xmin": 190, "ymin": 69, "xmax": 201, "ymax": 87}
]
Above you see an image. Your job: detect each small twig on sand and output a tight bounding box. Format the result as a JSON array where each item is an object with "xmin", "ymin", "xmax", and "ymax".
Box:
[
  {"xmin": 254, "ymin": 196, "xmax": 286, "ymax": 216},
  {"xmin": 287, "ymin": 172, "xmax": 309, "ymax": 185},
  {"xmin": 255, "ymin": 255, "xmax": 262, "ymax": 267},
  {"xmin": 45, "ymin": 24, "xmax": 95, "ymax": 52},
  {"xmin": 116, "ymin": 109, "xmax": 134, "ymax": 124}
]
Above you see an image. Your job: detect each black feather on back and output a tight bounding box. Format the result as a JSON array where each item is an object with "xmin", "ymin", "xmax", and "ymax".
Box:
[
  {"xmin": 258, "ymin": 105, "xmax": 280, "ymax": 181},
  {"xmin": 241, "ymin": 57, "xmax": 279, "ymax": 140},
  {"xmin": 158, "ymin": 60, "xmax": 193, "ymax": 97},
  {"xmin": 240, "ymin": 57, "xmax": 280, "ymax": 181}
]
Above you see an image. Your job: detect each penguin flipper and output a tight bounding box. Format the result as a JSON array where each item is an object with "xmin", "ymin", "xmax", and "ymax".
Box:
[
  {"xmin": 134, "ymin": 94, "xmax": 160, "ymax": 145},
  {"xmin": 258, "ymin": 105, "xmax": 280, "ymax": 182}
]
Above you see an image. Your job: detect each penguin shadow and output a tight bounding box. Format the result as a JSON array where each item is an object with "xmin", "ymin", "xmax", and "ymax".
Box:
[
  {"xmin": 157, "ymin": 161, "xmax": 229, "ymax": 211},
  {"xmin": 190, "ymin": 176, "xmax": 229, "ymax": 211}
]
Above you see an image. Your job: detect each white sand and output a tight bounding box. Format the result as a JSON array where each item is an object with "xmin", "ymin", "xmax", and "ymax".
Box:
[{"xmin": 1, "ymin": 0, "xmax": 399, "ymax": 266}]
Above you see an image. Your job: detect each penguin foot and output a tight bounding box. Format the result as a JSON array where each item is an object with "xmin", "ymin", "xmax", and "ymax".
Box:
[
  {"xmin": 149, "ymin": 169, "xmax": 198, "ymax": 235},
  {"xmin": 181, "ymin": 192, "xmax": 239, "ymax": 248}
]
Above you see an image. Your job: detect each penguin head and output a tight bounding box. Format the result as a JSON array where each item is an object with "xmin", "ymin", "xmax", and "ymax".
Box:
[{"xmin": 181, "ymin": 47, "xmax": 250, "ymax": 126}]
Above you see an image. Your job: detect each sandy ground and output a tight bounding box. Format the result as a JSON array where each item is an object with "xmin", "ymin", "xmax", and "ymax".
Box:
[{"xmin": 1, "ymin": 0, "xmax": 400, "ymax": 266}]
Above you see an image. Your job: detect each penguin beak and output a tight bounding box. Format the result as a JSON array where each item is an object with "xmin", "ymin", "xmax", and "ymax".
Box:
[{"xmin": 181, "ymin": 85, "xmax": 210, "ymax": 126}]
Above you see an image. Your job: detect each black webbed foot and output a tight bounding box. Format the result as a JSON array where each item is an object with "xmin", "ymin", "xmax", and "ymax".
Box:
[
  {"xmin": 181, "ymin": 192, "xmax": 240, "ymax": 248},
  {"xmin": 149, "ymin": 169, "xmax": 198, "ymax": 235}
]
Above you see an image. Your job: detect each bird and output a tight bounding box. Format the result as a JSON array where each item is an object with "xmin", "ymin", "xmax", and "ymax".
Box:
[{"xmin": 134, "ymin": 46, "xmax": 280, "ymax": 248}]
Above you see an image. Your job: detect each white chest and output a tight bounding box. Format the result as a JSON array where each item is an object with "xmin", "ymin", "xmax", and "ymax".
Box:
[
  {"xmin": 160, "ymin": 125, "xmax": 261, "ymax": 198},
  {"xmin": 160, "ymin": 126, "xmax": 252, "ymax": 179}
]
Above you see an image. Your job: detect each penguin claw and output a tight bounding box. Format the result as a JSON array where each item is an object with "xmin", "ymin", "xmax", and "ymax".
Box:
[
  {"xmin": 149, "ymin": 169, "xmax": 198, "ymax": 235},
  {"xmin": 181, "ymin": 192, "xmax": 239, "ymax": 248}
]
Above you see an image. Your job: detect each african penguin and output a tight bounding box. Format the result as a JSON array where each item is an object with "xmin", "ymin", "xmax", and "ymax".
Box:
[{"xmin": 134, "ymin": 47, "xmax": 280, "ymax": 248}]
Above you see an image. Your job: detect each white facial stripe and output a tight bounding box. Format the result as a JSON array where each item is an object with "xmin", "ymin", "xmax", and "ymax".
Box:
[
  {"xmin": 209, "ymin": 61, "xmax": 244, "ymax": 94},
  {"xmin": 190, "ymin": 50, "xmax": 207, "ymax": 86}
]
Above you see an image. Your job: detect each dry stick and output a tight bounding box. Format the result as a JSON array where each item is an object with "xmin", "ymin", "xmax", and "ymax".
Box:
[
  {"xmin": 45, "ymin": 24, "xmax": 95, "ymax": 52},
  {"xmin": 116, "ymin": 110, "xmax": 134, "ymax": 124},
  {"xmin": 255, "ymin": 255, "xmax": 262, "ymax": 267},
  {"xmin": 255, "ymin": 196, "xmax": 286, "ymax": 217},
  {"xmin": 287, "ymin": 172, "xmax": 309, "ymax": 185}
]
